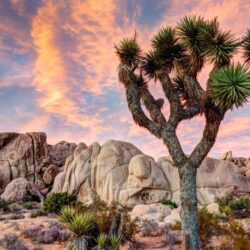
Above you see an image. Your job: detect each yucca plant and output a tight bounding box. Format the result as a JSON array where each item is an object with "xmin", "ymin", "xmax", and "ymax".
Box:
[
  {"xmin": 96, "ymin": 233, "xmax": 107, "ymax": 249},
  {"xmin": 68, "ymin": 213, "xmax": 94, "ymax": 238},
  {"xmin": 116, "ymin": 15, "xmax": 250, "ymax": 250},
  {"xmin": 115, "ymin": 36, "xmax": 141, "ymax": 67},
  {"xmin": 109, "ymin": 234, "xmax": 122, "ymax": 250},
  {"xmin": 64, "ymin": 213, "xmax": 95, "ymax": 250},
  {"xmin": 210, "ymin": 63, "xmax": 250, "ymax": 110},
  {"xmin": 60, "ymin": 206, "xmax": 77, "ymax": 224}
]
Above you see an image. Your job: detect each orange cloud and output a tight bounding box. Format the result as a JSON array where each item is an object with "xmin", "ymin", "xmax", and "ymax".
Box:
[{"xmin": 31, "ymin": 1, "xmax": 106, "ymax": 140}]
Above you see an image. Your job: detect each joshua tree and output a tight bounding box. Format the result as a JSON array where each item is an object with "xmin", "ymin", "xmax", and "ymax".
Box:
[{"xmin": 115, "ymin": 16, "xmax": 250, "ymax": 250}]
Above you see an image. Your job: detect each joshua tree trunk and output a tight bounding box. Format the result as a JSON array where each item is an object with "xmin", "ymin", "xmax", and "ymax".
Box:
[{"xmin": 179, "ymin": 163, "xmax": 199, "ymax": 250}]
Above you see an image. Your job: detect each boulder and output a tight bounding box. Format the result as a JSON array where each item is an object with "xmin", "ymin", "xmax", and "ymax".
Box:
[
  {"xmin": 220, "ymin": 151, "xmax": 233, "ymax": 161},
  {"xmin": 43, "ymin": 165, "xmax": 59, "ymax": 185},
  {"xmin": 1, "ymin": 177, "xmax": 43, "ymax": 202},
  {"xmin": 48, "ymin": 141, "xmax": 78, "ymax": 167},
  {"xmin": 164, "ymin": 207, "xmax": 181, "ymax": 225},
  {"xmin": 246, "ymin": 170, "xmax": 250, "ymax": 180},
  {"xmin": 119, "ymin": 154, "xmax": 170, "ymax": 206},
  {"xmin": 206, "ymin": 203, "xmax": 219, "ymax": 214},
  {"xmin": 131, "ymin": 203, "xmax": 172, "ymax": 222},
  {"xmin": 0, "ymin": 132, "xmax": 47, "ymax": 188}
]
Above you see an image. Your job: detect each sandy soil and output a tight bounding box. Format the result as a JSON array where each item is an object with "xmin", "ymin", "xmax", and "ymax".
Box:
[{"xmin": 0, "ymin": 212, "xmax": 68, "ymax": 250}]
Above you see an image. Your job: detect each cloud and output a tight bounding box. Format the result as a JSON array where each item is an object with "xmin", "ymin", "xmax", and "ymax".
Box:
[
  {"xmin": 0, "ymin": 0, "xmax": 249, "ymax": 159},
  {"xmin": 31, "ymin": 1, "xmax": 104, "ymax": 135}
]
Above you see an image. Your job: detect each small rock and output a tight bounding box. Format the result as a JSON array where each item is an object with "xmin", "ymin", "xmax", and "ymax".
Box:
[
  {"xmin": 220, "ymin": 151, "xmax": 233, "ymax": 161},
  {"xmin": 206, "ymin": 202, "xmax": 219, "ymax": 214},
  {"xmin": 164, "ymin": 207, "xmax": 181, "ymax": 225},
  {"xmin": 1, "ymin": 178, "xmax": 43, "ymax": 202},
  {"xmin": 43, "ymin": 165, "xmax": 58, "ymax": 185}
]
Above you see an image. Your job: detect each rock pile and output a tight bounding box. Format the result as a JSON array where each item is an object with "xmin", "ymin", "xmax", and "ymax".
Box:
[{"xmin": 0, "ymin": 132, "xmax": 75, "ymax": 198}]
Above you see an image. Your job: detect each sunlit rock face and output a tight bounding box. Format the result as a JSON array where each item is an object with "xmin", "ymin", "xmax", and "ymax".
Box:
[
  {"xmin": 51, "ymin": 140, "xmax": 171, "ymax": 206},
  {"xmin": 50, "ymin": 139, "xmax": 250, "ymax": 207}
]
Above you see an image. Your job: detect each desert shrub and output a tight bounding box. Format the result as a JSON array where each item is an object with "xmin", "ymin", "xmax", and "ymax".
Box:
[
  {"xmin": 120, "ymin": 208, "xmax": 139, "ymax": 241},
  {"xmin": 0, "ymin": 233, "xmax": 28, "ymax": 250},
  {"xmin": 30, "ymin": 208, "xmax": 48, "ymax": 218},
  {"xmin": 223, "ymin": 220, "xmax": 250, "ymax": 249},
  {"xmin": 21, "ymin": 201, "xmax": 38, "ymax": 210},
  {"xmin": 217, "ymin": 194, "xmax": 250, "ymax": 218},
  {"xmin": 0, "ymin": 198, "xmax": 9, "ymax": 212},
  {"xmin": 10, "ymin": 213, "xmax": 25, "ymax": 220},
  {"xmin": 22, "ymin": 223, "xmax": 69, "ymax": 244},
  {"xmin": 43, "ymin": 192, "xmax": 77, "ymax": 213},
  {"xmin": 198, "ymin": 208, "xmax": 223, "ymax": 249},
  {"xmin": 109, "ymin": 234, "xmax": 122, "ymax": 250},
  {"xmin": 61, "ymin": 208, "xmax": 99, "ymax": 248},
  {"xmin": 165, "ymin": 228, "xmax": 182, "ymax": 248},
  {"xmin": 140, "ymin": 220, "xmax": 163, "ymax": 237},
  {"xmin": 160, "ymin": 199, "xmax": 178, "ymax": 209},
  {"xmin": 22, "ymin": 193, "xmax": 41, "ymax": 202}
]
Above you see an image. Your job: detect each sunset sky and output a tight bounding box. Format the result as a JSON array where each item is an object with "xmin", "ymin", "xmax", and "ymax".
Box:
[{"xmin": 0, "ymin": 0, "xmax": 249, "ymax": 159}]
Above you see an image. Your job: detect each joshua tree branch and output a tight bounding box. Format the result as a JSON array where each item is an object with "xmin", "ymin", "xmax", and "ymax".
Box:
[
  {"xmin": 189, "ymin": 107, "xmax": 225, "ymax": 167},
  {"xmin": 140, "ymin": 85, "xmax": 167, "ymax": 124},
  {"xmin": 119, "ymin": 65, "xmax": 163, "ymax": 138}
]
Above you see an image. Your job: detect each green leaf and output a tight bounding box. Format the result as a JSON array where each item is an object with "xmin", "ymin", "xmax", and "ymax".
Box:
[
  {"xmin": 177, "ymin": 16, "xmax": 208, "ymax": 74},
  {"xmin": 115, "ymin": 37, "xmax": 141, "ymax": 67},
  {"xmin": 141, "ymin": 50, "xmax": 161, "ymax": 79},
  {"xmin": 152, "ymin": 27, "xmax": 184, "ymax": 72},
  {"xmin": 242, "ymin": 30, "xmax": 250, "ymax": 65},
  {"xmin": 210, "ymin": 63, "xmax": 250, "ymax": 110},
  {"xmin": 177, "ymin": 15, "xmax": 207, "ymax": 54},
  {"xmin": 200, "ymin": 18, "xmax": 239, "ymax": 66}
]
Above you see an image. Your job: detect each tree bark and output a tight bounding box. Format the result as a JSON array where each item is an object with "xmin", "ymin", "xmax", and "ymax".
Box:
[{"xmin": 179, "ymin": 163, "xmax": 200, "ymax": 250}]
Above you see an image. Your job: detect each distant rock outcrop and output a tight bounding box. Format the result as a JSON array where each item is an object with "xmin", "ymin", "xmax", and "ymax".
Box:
[
  {"xmin": 0, "ymin": 132, "xmax": 76, "ymax": 195},
  {"xmin": 158, "ymin": 156, "xmax": 250, "ymax": 205}
]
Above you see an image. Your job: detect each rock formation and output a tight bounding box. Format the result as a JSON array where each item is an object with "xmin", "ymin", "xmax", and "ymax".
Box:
[
  {"xmin": 51, "ymin": 140, "xmax": 250, "ymax": 207},
  {"xmin": 50, "ymin": 140, "xmax": 170, "ymax": 206},
  {"xmin": 0, "ymin": 132, "xmax": 250, "ymax": 206},
  {"xmin": 0, "ymin": 132, "xmax": 76, "ymax": 196}
]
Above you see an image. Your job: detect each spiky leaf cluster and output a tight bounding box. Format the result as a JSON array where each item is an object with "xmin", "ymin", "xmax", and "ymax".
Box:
[
  {"xmin": 200, "ymin": 19, "xmax": 238, "ymax": 66},
  {"xmin": 242, "ymin": 30, "xmax": 250, "ymax": 65},
  {"xmin": 177, "ymin": 16, "xmax": 207, "ymax": 74},
  {"xmin": 210, "ymin": 63, "xmax": 250, "ymax": 110},
  {"xmin": 141, "ymin": 50, "xmax": 160, "ymax": 79},
  {"xmin": 151, "ymin": 27, "xmax": 185, "ymax": 72},
  {"xmin": 177, "ymin": 16, "xmax": 206, "ymax": 54},
  {"xmin": 115, "ymin": 37, "xmax": 141, "ymax": 67}
]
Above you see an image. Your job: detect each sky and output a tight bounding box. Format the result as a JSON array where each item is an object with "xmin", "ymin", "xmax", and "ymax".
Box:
[{"xmin": 0, "ymin": 0, "xmax": 250, "ymax": 159}]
